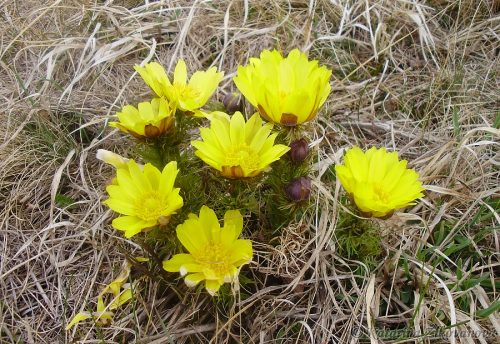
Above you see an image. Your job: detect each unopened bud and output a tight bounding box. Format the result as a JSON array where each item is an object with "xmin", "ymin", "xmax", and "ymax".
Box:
[
  {"xmin": 223, "ymin": 92, "xmax": 242, "ymax": 113},
  {"xmin": 96, "ymin": 149, "xmax": 144, "ymax": 171},
  {"xmin": 285, "ymin": 177, "xmax": 311, "ymax": 202},
  {"xmin": 289, "ymin": 138, "xmax": 309, "ymax": 164},
  {"xmin": 96, "ymin": 149, "xmax": 129, "ymax": 169}
]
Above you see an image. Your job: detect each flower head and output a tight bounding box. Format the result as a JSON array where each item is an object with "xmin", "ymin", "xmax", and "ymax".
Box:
[
  {"xmin": 233, "ymin": 49, "xmax": 331, "ymax": 126},
  {"xmin": 191, "ymin": 112, "xmax": 290, "ymax": 178},
  {"xmin": 109, "ymin": 98, "xmax": 174, "ymax": 139},
  {"xmin": 335, "ymin": 146, "xmax": 425, "ymax": 217},
  {"xmin": 134, "ymin": 60, "xmax": 223, "ymax": 115},
  {"xmin": 104, "ymin": 160, "xmax": 183, "ymax": 237},
  {"xmin": 163, "ymin": 206, "xmax": 252, "ymax": 295}
]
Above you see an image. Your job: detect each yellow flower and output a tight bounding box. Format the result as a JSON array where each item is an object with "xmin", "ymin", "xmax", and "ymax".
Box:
[
  {"xmin": 335, "ymin": 146, "xmax": 425, "ymax": 217},
  {"xmin": 109, "ymin": 98, "xmax": 174, "ymax": 139},
  {"xmin": 134, "ymin": 60, "xmax": 224, "ymax": 115},
  {"xmin": 191, "ymin": 112, "xmax": 290, "ymax": 178},
  {"xmin": 104, "ymin": 160, "xmax": 183, "ymax": 238},
  {"xmin": 163, "ymin": 206, "xmax": 252, "ymax": 295},
  {"xmin": 233, "ymin": 49, "xmax": 331, "ymax": 126}
]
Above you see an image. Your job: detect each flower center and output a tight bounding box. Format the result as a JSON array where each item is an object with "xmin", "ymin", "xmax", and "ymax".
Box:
[
  {"xmin": 373, "ymin": 184, "xmax": 390, "ymax": 203},
  {"xmin": 197, "ymin": 242, "xmax": 232, "ymax": 277},
  {"xmin": 135, "ymin": 192, "xmax": 166, "ymax": 222},
  {"xmin": 225, "ymin": 144, "xmax": 260, "ymax": 171},
  {"xmin": 173, "ymin": 84, "xmax": 200, "ymax": 100}
]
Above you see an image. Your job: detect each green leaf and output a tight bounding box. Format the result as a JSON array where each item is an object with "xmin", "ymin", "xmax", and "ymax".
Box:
[
  {"xmin": 456, "ymin": 259, "xmax": 463, "ymax": 280},
  {"xmin": 55, "ymin": 193, "xmax": 75, "ymax": 208},
  {"xmin": 461, "ymin": 278, "xmax": 482, "ymax": 290},
  {"xmin": 493, "ymin": 112, "xmax": 500, "ymax": 129},
  {"xmin": 476, "ymin": 300, "xmax": 500, "ymax": 318}
]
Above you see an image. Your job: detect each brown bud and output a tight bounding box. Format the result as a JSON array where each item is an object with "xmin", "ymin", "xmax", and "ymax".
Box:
[
  {"xmin": 285, "ymin": 177, "xmax": 311, "ymax": 202},
  {"xmin": 223, "ymin": 92, "xmax": 242, "ymax": 113},
  {"xmin": 289, "ymin": 138, "xmax": 309, "ymax": 164}
]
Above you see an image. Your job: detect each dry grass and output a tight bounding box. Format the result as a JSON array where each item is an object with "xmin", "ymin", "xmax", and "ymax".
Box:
[{"xmin": 1, "ymin": 0, "xmax": 499, "ymax": 343}]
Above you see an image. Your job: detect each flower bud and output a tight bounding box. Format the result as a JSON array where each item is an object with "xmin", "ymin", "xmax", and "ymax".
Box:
[
  {"xmin": 288, "ymin": 138, "xmax": 309, "ymax": 164},
  {"xmin": 223, "ymin": 92, "xmax": 242, "ymax": 113},
  {"xmin": 96, "ymin": 149, "xmax": 129, "ymax": 169},
  {"xmin": 285, "ymin": 177, "xmax": 311, "ymax": 202}
]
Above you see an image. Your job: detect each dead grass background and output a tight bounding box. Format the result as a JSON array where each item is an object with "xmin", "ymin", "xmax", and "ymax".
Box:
[{"xmin": 0, "ymin": 0, "xmax": 499, "ymax": 343}]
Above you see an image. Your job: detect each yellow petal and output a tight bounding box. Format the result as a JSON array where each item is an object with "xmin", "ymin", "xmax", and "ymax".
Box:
[
  {"xmin": 205, "ymin": 279, "xmax": 222, "ymax": 296},
  {"xmin": 143, "ymin": 163, "xmax": 162, "ymax": 189},
  {"xmin": 111, "ymin": 216, "xmax": 155, "ymax": 238},
  {"xmin": 211, "ymin": 117, "xmax": 232, "ymax": 150},
  {"xmin": 163, "ymin": 253, "xmax": 195, "ymax": 272},
  {"xmin": 176, "ymin": 219, "xmax": 208, "ymax": 254},
  {"xmin": 174, "ymin": 59, "xmax": 187, "ymax": 86},
  {"xmin": 104, "ymin": 199, "xmax": 136, "ymax": 216},
  {"xmin": 228, "ymin": 239, "xmax": 253, "ymax": 265},
  {"xmin": 199, "ymin": 205, "xmax": 220, "ymax": 233},
  {"xmin": 229, "ymin": 112, "xmax": 246, "ymax": 145},
  {"xmin": 65, "ymin": 312, "xmax": 92, "ymax": 330},
  {"xmin": 109, "ymin": 287, "xmax": 133, "ymax": 310},
  {"xmin": 134, "ymin": 62, "xmax": 171, "ymax": 97},
  {"xmin": 259, "ymin": 144, "xmax": 290, "ymax": 167},
  {"xmin": 158, "ymin": 161, "xmax": 178, "ymax": 193},
  {"xmin": 220, "ymin": 209, "xmax": 243, "ymax": 247},
  {"xmin": 185, "ymin": 273, "xmax": 206, "ymax": 287}
]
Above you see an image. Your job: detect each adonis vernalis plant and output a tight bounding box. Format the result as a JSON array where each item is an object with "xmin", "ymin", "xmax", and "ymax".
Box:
[
  {"xmin": 191, "ymin": 111, "xmax": 290, "ymax": 178},
  {"xmin": 135, "ymin": 60, "xmax": 223, "ymax": 116},
  {"xmin": 163, "ymin": 206, "xmax": 253, "ymax": 295},
  {"xmin": 109, "ymin": 98, "xmax": 174, "ymax": 139},
  {"xmin": 233, "ymin": 49, "xmax": 331, "ymax": 126},
  {"xmin": 104, "ymin": 160, "xmax": 183, "ymax": 238},
  {"xmin": 335, "ymin": 146, "xmax": 425, "ymax": 217},
  {"xmin": 65, "ymin": 47, "xmax": 433, "ymax": 335}
]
